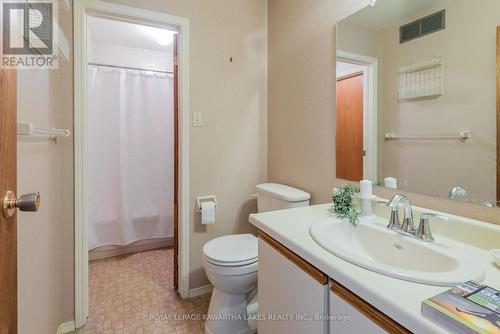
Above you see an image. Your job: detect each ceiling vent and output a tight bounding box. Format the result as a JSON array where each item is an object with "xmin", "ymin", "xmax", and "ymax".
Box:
[{"xmin": 400, "ymin": 10, "xmax": 445, "ymax": 44}]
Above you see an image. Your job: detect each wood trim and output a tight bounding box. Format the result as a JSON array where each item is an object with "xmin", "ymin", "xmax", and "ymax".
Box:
[
  {"xmin": 258, "ymin": 230, "xmax": 328, "ymax": 285},
  {"xmin": 331, "ymin": 280, "xmax": 411, "ymax": 334},
  {"xmin": 496, "ymin": 26, "xmax": 500, "ymax": 204}
]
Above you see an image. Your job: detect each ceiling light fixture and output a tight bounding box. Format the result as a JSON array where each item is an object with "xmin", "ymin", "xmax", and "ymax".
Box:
[
  {"xmin": 138, "ymin": 25, "xmax": 175, "ymax": 46},
  {"xmin": 370, "ymin": 0, "xmax": 377, "ymax": 6}
]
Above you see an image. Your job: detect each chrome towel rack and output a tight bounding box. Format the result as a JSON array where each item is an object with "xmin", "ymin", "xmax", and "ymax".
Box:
[
  {"xmin": 17, "ymin": 122, "xmax": 70, "ymax": 138},
  {"xmin": 385, "ymin": 130, "xmax": 471, "ymax": 141}
]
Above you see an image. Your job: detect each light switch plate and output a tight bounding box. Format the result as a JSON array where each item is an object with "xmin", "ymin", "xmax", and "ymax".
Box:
[{"xmin": 193, "ymin": 112, "xmax": 203, "ymax": 127}]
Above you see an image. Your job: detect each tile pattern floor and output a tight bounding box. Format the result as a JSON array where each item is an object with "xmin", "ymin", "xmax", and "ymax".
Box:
[{"xmin": 75, "ymin": 248, "xmax": 210, "ymax": 334}]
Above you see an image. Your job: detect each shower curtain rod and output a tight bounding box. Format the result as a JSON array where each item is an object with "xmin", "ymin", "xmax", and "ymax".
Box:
[{"xmin": 88, "ymin": 62, "xmax": 174, "ymax": 74}]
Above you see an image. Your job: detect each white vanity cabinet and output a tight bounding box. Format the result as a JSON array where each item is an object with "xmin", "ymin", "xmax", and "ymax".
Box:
[
  {"xmin": 257, "ymin": 231, "xmax": 411, "ymax": 334},
  {"xmin": 329, "ymin": 281, "xmax": 410, "ymax": 334},
  {"xmin": 329, "ymin": 288, "xmax": 386, "ymax": 334},
  {"xmin": 258, "ymin": 233, "xmax": 329, "ymax": 334}
]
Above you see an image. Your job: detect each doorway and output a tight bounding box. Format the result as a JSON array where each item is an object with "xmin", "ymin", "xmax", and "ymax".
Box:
[
  {"xmin": 74, "ymin": 0, "xmax": 191, "ymax": 329},
  {"xmin": 336, "ymin": 51, "xmax": 378, "ymax": 182},
  {"xmin": 336, "ymin": 65, "xmax": 365, "ymax": 181},
  {"xmin": 86, "ymin": 15, "xmax": 177, "ymax": 259}
]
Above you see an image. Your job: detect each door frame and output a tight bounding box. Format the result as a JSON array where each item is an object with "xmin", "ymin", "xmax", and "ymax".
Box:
[
  {"xmin": 496, "ymin": 26, "xmax": 500, "ymax": 205},
  {"xmin": 0, "ymin": 69, "xmax": 17, "ymax": 334},
  {"xmin": 337, "ymin": 50, "xmax": 378, "ymax": 182},
  {"xmin": 74, "ymin": 0, "xmax": 191, "ymax": 328}
]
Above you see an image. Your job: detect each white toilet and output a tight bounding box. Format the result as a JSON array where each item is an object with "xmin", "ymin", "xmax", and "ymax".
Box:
[{"xmin": 203, "ymin": 183, "xmax": 311, "ymax": 334}]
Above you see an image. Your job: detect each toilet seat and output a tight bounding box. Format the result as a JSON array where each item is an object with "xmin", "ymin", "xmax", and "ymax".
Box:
[
  {"xmin": 203, "ymin": 255, "xmax": 258, "ymax": 267},
  {"xmin": 203, "ymin": 234, "xmax": 258, "ymax": 267},
  {"xmin": 203, "ymin": 256, "xmax": 258, "ymax": 276}
]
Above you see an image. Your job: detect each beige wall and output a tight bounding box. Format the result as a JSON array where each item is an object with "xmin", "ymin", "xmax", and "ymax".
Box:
[
  {"xmin": 17, "ymin": 2, "xmax": 73, "ymax": 333},
  {"xmin": 17, "ymin": 74, "xmax": 61, "ymax": 334},
  {"xmin": 337, "ymin": 20, "xmax": 385, "ymax": 177},
  {"xmin": 59, "ymin": 0, "xmax": 268, "ymax": 319},
  {"xmin": 58, "ymin": 3, "xmax": 75, "ymax": 324},
  {"xmin": 22, "ymin": 0, "xmax": 500, "ymax": 330},
  {"xmin": 337, "ymin": 20, "xmax": 381, "ymax": 59},
  {"xmin": 268, "ymin": 0, "xmax": 370, "ymax": 204},
  {"xmin": 269, "ymin": 0, "xmax": 500, "ymax": 226},
  {"xmin": 381, "ymin": 0, "xmax": 498, "ymax": 203}
]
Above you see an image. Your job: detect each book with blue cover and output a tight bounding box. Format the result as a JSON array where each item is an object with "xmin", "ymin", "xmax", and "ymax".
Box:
[{"xmin": 422, "ymin": 281, "xmax": 500, "ymax": 334}]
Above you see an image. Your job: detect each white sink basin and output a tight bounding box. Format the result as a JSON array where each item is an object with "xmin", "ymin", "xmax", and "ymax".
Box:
[{"xmin": 309, "ymin": 216, "xmax": 484, "ymax": 286}]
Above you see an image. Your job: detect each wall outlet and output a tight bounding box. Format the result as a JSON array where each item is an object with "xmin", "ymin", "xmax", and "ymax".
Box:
[{"xmin": 193, "ymin": 112, "xmax": 203, "ymax": 127}]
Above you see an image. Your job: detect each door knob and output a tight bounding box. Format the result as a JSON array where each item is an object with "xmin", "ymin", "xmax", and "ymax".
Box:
[{"xmin": 2, "ymin": 191, "xmax": 40, "ymax": 219}]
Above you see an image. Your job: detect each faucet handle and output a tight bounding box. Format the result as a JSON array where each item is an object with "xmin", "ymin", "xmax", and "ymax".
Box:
[{"xmin": 415, "ymin": 213, "xmax": 449, "ymax": 242}]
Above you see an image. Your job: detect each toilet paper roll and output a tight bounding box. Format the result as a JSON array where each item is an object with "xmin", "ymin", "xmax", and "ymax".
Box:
[
  {"xmin": 360, "ymin": 180, "xmax": 373, "ymax": 198},
  {"xmin": 384, "ymin": 177, "xmax": 398, "ymax": 190},
  {"xmin": 201, "ymin": 201, "xmax": 216, "ymax": 225}
]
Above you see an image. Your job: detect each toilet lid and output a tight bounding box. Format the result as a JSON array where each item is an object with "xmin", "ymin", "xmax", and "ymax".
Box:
[{"xmin": 203, "ymin": 234, "xmax": 258, "ymax": 265}]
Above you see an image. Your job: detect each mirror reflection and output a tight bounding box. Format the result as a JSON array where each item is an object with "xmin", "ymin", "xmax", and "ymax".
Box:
[{"xmin": 336, "ymin": 0, "xmax": 499, "ymax": 206}]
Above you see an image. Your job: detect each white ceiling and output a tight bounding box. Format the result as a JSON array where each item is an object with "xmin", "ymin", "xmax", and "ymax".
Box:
[
  {"xmin": 87, "ymin": 16, "xmax": 177, "ymax": 52},
  {"xmin": 345, "ymin": 0, "xmax": 446, "ymax": 30}
]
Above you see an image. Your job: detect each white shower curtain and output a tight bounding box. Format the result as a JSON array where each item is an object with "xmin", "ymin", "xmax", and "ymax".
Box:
[{"xmin": 87, "ymin": 65, "xmax": 174, "ymax": 250}]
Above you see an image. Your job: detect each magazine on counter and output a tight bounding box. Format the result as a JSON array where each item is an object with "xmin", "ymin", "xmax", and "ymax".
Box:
[{"xmin": 422, "ymin": 281, "xmax": 500, "ymax": 334}]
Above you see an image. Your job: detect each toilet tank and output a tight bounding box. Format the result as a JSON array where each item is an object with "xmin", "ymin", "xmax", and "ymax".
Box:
[{"xmin": 256, "ymin": 183, "xmax": 311, "ymax": 213}]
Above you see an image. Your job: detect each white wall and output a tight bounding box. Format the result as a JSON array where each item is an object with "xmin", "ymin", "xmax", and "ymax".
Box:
[{"xmin": 88, "ymin": 42, "xmax": 174, "ymax": 72}]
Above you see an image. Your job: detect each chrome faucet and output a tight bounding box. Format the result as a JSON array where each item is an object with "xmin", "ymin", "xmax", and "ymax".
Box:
[
  {"xmin": 386, "ymin": 194, "xmax": 415, "ymax": 233},
  {"xmin": 385, "ymin": 194, "xmax": 448, "ymax": 241},
  {"xmin": 415, "ymin": 213, "xmax": 449, "ymax": 242}
]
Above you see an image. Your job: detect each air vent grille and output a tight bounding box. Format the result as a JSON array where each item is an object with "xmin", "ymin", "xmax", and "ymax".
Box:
[{"xmin": 400, "ymin": 10, "xmax": 445, "ymax": 44}]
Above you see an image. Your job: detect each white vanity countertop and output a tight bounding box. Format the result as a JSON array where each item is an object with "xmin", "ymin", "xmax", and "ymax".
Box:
[{"xmin": 249, "ymin": 204, "xmax": 500, "ymax": 334}]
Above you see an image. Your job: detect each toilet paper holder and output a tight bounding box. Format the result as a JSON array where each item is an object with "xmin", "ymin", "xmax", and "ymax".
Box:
[{"xmin": 196, "ymin": 195, "xmax": 217, "ymax": 213}]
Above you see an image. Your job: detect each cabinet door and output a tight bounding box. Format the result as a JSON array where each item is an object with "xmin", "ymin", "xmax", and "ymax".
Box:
[
  {"xmin": 330, "ymin": 290, "xmax": 387, "ymax": 334},
  {"xmin": 258, "ymin": 237, "xmax": 328, "ymax": 334},
  {"xmin": 329, "ymin": 282, "xmax": 411, "ymax": 334}
]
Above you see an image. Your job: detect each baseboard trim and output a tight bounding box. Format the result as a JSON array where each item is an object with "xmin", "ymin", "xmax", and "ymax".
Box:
[
  {"xmin": 56, "ymin": 321, "xmax": 75, "ymax": 334},
  {"xmin": 89, "ymin": 237, "xmax": 173, "ymax": 261},
  {"xmin": 189, "ymin": 284, "xmax": 213, "ymax": 298}
]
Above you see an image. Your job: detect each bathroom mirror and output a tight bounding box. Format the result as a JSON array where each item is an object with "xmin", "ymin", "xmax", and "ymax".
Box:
[{"xmin": 336, "ymin": 0, "xmax": 500, "ymax": 207}]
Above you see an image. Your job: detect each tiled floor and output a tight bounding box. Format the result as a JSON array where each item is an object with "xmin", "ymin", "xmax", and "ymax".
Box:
[{"xmin": 75, "ymin": 248, "xmax": 210, "ymax": 334}]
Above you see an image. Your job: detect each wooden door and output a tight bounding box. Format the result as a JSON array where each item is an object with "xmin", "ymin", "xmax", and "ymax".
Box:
[
  {"xmin": 0, "ymin": 69, "xmax": 18, "ymax": 333},
  {"xmin": 173, "ymin": 33, "xmax": 179, "ymax": 290},
  {"xmin": 336, "ymin": 73, "xmax": 364, "ymax": 182}
]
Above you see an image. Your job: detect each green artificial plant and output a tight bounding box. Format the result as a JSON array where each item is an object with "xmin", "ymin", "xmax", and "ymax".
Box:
[{"xmin": 332, "ymin": 185, "xmax": 360, "ymax": 227}]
